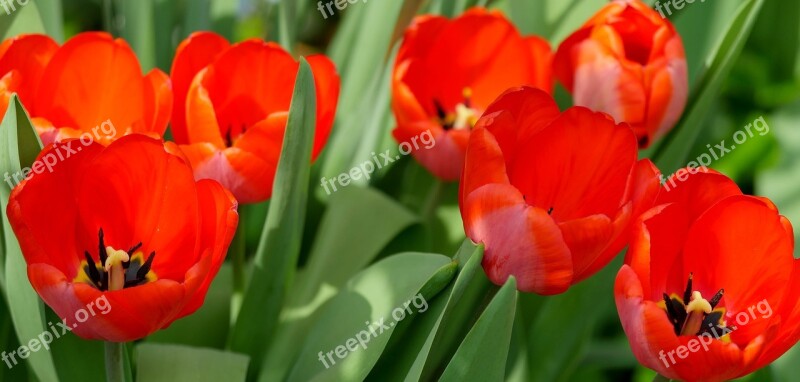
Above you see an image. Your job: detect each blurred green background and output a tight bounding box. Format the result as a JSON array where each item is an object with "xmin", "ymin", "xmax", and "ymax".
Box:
[{"xmin": 0, "ymin": 0, "xmax": 798, "ymax": 381}]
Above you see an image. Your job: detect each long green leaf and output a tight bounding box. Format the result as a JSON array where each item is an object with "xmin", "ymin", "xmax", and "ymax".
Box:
[
  {"xmin": 32, "ymin": 0, "xmax": 63, "ymax": 42},
  {"xmin": 286, "ymin": 252, "xmax": 456, "ymax": 382},
  {"xmin": 0, "ymin": 0, "xmax": 46, "ymax": 39},
  {"xmin": 229, "ymin": 59, "xmax": 317, "ymax": 374},
  {"xmin": 525, "ymin": 257, "xmax": 620, "ymax": 381},
  {"xmin": 439, "ymin": 276, "xmax": 518, "ymax": 382},
  {"xmin": 120, "ymin": 0, "xmax": 156, "ymax": 71},
  {"xmin": 367, "ymin": 240, "xmax": 483, "ymax": 381},
  {"xmin": 258, "ymin": 186, "xmax": 416, "ymax": 381},
  {"xmin": 135, "ymin": 344, "xmax": 249, "ymax": 382},
  {"xmin": 654, "ymin": 0, "xmax": 765, "ymax": 172},
  {"xmin": 0, "ymin": 96, "xmax": 58, "ymax": 382}
]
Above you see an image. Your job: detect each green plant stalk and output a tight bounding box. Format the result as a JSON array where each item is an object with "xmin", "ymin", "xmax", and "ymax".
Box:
[
  {"xmin": 229, "ymin": 219, "xmax": 246, "ymax": 327},
  {"xmin": 104, "ymin": 341, "xmax": 130, "ymax": 382}
]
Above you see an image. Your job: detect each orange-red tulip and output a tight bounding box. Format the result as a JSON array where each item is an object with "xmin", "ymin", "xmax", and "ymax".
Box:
[
  {"xmin": 616, "ymin": 169, "xmax": 800, "ymax": 381},
  {"xmin": 7, "ymin": 135, "xmax": 238, "ymax": 342},
  {"xmin": 392, "ymin": 8, "xmax": 553, "ymax": 181},
  {"xmin": 554, "ymin": 0, "xmax": 687, "ymax": 147},
  {"xmin": 0, "ymin": 33, "xmax": 172, "ymax": 145},
  {"xmin": 171, "ymin": 32, "xmax": 340, "ymax": 203},
  {"xmin": 460, "ymin": 87, "xmax": 661, "ymax": 294}
]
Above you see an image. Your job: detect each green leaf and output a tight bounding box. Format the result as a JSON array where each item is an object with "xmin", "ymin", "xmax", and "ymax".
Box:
[
  {"xmin": 756, "ymin": 100, "xmax": 800, "ymax": 256},
  {"xmin": 135, "ymin": 344, "xmax": 249, "ymax": 382},
  {"xmin": 120, "ymin": 0, "xmax": 156, "ymax": 71},
  {"xmin": 525, "ymin": 259, "xmax": 619, "ymax": 381},
  {"xmin": 654, "ymin": 0, "xmax": 765, "ymax": 173},
  {"xmin": 417, "ymin": 241, "xmax": 493, "ymax": 380},
  {"xmin": 322, "ymin": 1, "xmax": 403, "ymax": 176},
  {"xmin": 0, "ymin": 0, "xmax": 46, "ymax": 39},
  {"xmin": 210, "ymin": 0, "xmax": 237, "ymax": 41},
  {"xmin": 229, "ymin": 59, "xmax": 317, "ymax": 373},
  {"xmin": 258, "ymin": 186, "xmax": 416, "ymax": 381},
  {"xmin": 0, "ymin": 96, "xmax": 58, "ymax": 382},
  {"xmin": 147, "ymin": 264, "xmax": 233, "ymax": 348},
  {"xmin": 183, "ymin": 0, "xmax": 211, "ymax": 36},
  {"xmin": 286, "ymin": 252, "xmax": 455, "ymax": 382},
  {"xmin": 32, "ymin": 0, "xmax": 64, "ymax": 42},
  {"xmin": 439, "ymin": 276, "xmax": 518, "ymax": 382},
  {"xmin": 47, "ymin": 306, "xmax": 105, "ymax": 382},
  {"xmin": 153, "ymin": 0, "xmax": 176, "ymax": 71},
  {"xmin": 368, "ymin": 240, "xmax": 483, "ymax": 381}
]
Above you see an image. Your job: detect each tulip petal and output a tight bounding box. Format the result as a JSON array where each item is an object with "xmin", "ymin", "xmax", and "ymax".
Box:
[
  {"xmin": 682, "ymin": 196, "xmax": 794, "ymax": 346},
  {"xmin": 75, "ymin": 135, "xmax": 201, "ymax": 280},
  {"xmin": 7, "ymin": 141, "xmax": 104, "ymax": 278},
  {"xmin": 463, "ymin": 183, "xmax": 572, "ymax": 294},
  {"xmin": 36, "ymin": 32, "xmax": 145, "ymax": 135},
  {"xmin": 178, "ymin": 179, "xmax": 238, "ymax": 317},
  {"xmin": 459, "ymin": 124, "xmax": 510, "ymax": 208},
  {"xmin": 615, "ymin": 264, "xmax": 753, "ymax": 382},
  {"xmin": 185, "ymin": 68, "xmax": 225, "ymax": 148},
  {"xmin": 510, "ymin": 106, "xmax": 637, "ymax": 221},
  {"xmin": 0, "ymin": 34, "xmax": 58, "ymax": 113},
  {"xmin": 27, "ymin": 263, "xmax": 186, "ymax": 342},
  {"xmin": 142, "ymin": 69, "xmax": 173, "ymax": 136},
  {"xmin": 306, "ymin": 54, "xmax": 340, "ymax": 160},
  {"xmin": 169, "ymin": 31, "xmax": 230, "ymax": 143},
  {"xmin": 655, "ymin": 168, "xmax": 742, "ymax": 222}
]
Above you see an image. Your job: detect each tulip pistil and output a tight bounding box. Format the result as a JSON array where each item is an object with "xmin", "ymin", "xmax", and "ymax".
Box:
[
  {"xmin": 434, "ymin": 88, "xmax": 480, "ymax": 131},
  {"xmin": 75, "ymin": 229, "xmax": 158, "ymax": 291},
  {"xmin": 662, "ymin": 273, "xmax": 726, "ymax": 337}
]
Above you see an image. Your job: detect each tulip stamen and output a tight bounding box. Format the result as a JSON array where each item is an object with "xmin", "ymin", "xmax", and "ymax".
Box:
[
  {"xmin": 662, "ymin": 273, "xmax": 727, "ymax": 337},
  {"xmin": 434, "ymin": 87, "xmax": 479, "ymax": 131},
  {"xmin": 74, "ymin": 229, "xmax": 158, "ymax": 291}
]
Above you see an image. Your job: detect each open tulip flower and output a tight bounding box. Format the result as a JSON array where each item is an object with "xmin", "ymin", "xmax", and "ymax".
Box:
[
  {"xmin": 554, "ymin": 0, "xmax": 688, "ymax": 147},
  {"xmin": 170, "ymin": 32, "xmax": 340, "ymax": 204},
  {"xmin": 6, "ymin": 135, "xmax": 238, "ymax": 342},
  {"xmin": 616, "ymin": 169, "xmax": 800, "ymax": 381},
  {"xmin": 0, "ymin": 32, "xmax": 172, "ymax": 146},
  {"xmin": 460, "ymin": 87, "xmax": 661, "ymax": 295},
  {"xmin": 392, "ymin": 8, "xmax": 553, "ymax": 181}
]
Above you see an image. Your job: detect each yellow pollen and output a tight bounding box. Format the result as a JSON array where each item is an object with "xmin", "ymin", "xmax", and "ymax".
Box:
[
  {"xmin": 104, "ymin": 246, "xmax": 129, "ymax": 291},
  {"xmin": 453, "ymin": 103, "xmax": 479, "ymax": 130},
  {"xmin": 686, "ymin": 291, "xmax": 712, "ymax": 314}
]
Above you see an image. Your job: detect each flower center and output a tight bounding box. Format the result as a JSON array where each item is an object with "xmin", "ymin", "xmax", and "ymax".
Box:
[
  {"xmin": 434, "ymin": 87, "xmax": 480, "ymax": 131},
  {"xmin": 74, "ymin": 229, "xmax": 157, "ymax": 291},
  {"xmin": 662, "ymin": 273, "xmax": 726, "ymax": 337}
]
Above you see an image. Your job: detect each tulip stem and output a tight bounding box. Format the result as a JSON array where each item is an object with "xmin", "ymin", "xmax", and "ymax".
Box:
[
  {"xmin": 230, "ymin": 219, "xmax": 247, "ymax": 326},
  {"xmin": 652, "ymin": 374, "xmax": 671, "ymax": 382},
  {"xmin": 421, "ymin": 179, "xmax": 444, "ymax": 220},
  {"xmin": 104, "ymin": 341, "xmax": 131, "ymax": 382}
]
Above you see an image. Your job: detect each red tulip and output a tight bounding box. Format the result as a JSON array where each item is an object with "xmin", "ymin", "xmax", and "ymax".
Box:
[
  {"xmin": 460, "ymin": 87, "xmax": 661, "ymax": 294},
  {"xmin": 7, "ymin": 135, "xmax": 238, "ymax": 342},
  {"xmin": 0, "ymin": 33, "xmax": 172, "ymax": 145},
  {"xmin": 554, "ymin": 0, "xmax": 688, "ymax": 147},
  {"xmin": 616, "ymin": 169, "xmax": 800, "ymax": 381},
  {"xmin": 170, "ymin": 32, "xmax": 340, "ymax": 203},
  {"xmin": 392, "ymin": 8, "xmax": 553, "ymax": 181}
]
